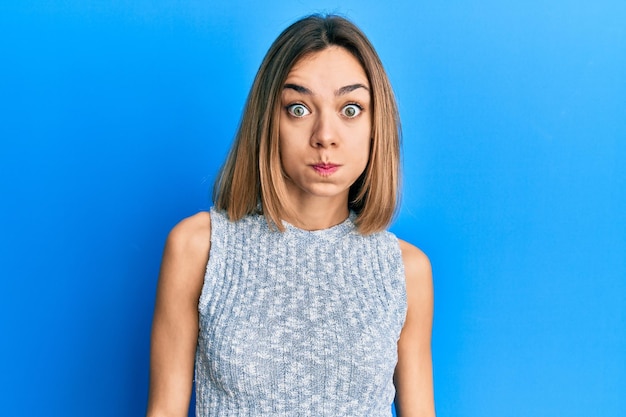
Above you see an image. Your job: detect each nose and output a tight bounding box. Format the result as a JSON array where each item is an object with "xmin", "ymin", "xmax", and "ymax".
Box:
[{"xmin": 310, "ymin": 110, "xmax": 338, "ymax": 148}]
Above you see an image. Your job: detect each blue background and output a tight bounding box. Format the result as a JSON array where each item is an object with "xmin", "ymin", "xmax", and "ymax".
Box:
[{"xmin": 1, "ymin": 1, "xmax": 625, "ymax": 416}]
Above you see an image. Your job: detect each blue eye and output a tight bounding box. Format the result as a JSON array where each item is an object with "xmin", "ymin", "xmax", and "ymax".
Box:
[
  {"xmin": 286, "ymin": 104, "xmax": 310, "ymax": 117},
  {"xmin": 341, "ymin": 103, "xmax": 362, "ymax": 118}
]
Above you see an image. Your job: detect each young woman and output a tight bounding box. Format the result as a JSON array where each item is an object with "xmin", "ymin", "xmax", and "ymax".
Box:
[{"xmin": 147, "ymin": 14, "xmax": 435, "ymax": 417}]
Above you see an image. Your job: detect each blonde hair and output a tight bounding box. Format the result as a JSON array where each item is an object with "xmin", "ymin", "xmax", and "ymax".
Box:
[{"xmin": 213, "ymin": 14, "xmax": 401, "ymax": 234}]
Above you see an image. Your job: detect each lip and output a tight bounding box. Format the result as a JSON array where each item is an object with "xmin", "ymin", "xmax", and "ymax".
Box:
[{"xmin": 311, "ymin": 163, "xmax": 340, "ymax": 176}]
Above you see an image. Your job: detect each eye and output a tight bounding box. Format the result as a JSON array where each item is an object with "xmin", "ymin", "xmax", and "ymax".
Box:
[
  {"xmin": 341, "ymin": 103, "xmax": 363, "ymax": 118},
  {"xmin": 286, "ymin": 103, "xmax": 310, "ymax": 118}
]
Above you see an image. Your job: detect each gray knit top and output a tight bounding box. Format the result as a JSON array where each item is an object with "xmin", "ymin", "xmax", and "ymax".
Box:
[{"xmin": 195, "ymin": 208, "xmax": 407, "ymax": 416}]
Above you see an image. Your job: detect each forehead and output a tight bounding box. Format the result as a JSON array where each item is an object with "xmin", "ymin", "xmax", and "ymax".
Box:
[{"xmin": 285, "ymin": 46, "xmax": 369, "ymax": 88}]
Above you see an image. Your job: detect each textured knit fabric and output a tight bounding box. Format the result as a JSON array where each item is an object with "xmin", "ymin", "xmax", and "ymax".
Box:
[{"xmin": 195, "ymin": 208, "xmax": 407, "ymax": 416}]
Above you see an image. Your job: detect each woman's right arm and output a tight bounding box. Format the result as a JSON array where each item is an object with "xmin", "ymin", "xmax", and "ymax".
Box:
[{"xmin": 146, "ymin": 212, "xmax": 212, "ymax": 417}]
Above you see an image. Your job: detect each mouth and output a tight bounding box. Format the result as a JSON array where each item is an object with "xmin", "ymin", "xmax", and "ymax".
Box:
[{"xmin": 311, "ymin": 163, "xmax": 340, "ymax": 176}]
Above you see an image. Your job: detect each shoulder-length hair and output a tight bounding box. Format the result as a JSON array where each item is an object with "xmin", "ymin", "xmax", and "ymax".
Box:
[{"xmin": 213, "ymin": 14, "xmax": 401, "ymax": 234}]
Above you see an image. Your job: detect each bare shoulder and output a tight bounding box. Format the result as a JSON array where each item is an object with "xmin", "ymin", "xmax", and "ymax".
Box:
[
  {"xmin": 166, "ymin": 211, "xmax": 212, "ymax": 255},
  {"xmin": 158, "ymin": 211, "xmax": 212, "ymax": 298},
  {"xmin": 399, "ymin": 240, "xmax": 434, "ymax": 318},
  {"xmin": 398, "ymin": 239, "xmax": 432, "ymax": 283}
]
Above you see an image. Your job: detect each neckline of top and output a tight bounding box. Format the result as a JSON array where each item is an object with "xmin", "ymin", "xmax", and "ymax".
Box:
[{"xmin": 281, "ymin": 211, "xmax": 357, "ymax": 239}]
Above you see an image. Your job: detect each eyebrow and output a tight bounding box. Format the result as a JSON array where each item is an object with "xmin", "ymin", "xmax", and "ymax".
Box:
[
  {"xmin": 336, "ymin": 83, "xmax": 369, "ymax": 96},
  {"xmin": 283, "ymin": 83, "xmax": 313, "ymax": 95},
  {"xmin": 283, "ymin": 83, "xmax": 369, "ymax": 96}
]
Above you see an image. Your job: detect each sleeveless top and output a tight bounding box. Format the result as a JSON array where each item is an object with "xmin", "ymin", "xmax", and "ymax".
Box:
[{"xmin": 195, "ymin": 208, "xmax": 407, "ymax": 416}]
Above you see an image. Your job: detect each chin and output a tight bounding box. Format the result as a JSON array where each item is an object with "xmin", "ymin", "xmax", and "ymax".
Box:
[{"xmin": 303, "ymin": 185, "xmax": 351, "ymax": 199}]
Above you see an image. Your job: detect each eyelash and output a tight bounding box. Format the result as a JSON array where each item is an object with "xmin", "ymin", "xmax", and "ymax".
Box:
[
  {"xmin": 284, "ymin": 102, "xmax": 364, "ymax": 119},
  {"xmin": 285, "ymin": 103, "xmax": 310, "ymax": 118},
  {"xmin": 341, "ymin": 102, "xmax": 363, "ymax": 118}
]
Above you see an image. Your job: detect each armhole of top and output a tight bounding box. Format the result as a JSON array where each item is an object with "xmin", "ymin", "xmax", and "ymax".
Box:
[
  {"xmin": 393, "ymin": 234, "xmax": 409, "ymax": 330},
  {"xmin": 198, "ymin": 208, "xmax": 219, "ymax": 313}
]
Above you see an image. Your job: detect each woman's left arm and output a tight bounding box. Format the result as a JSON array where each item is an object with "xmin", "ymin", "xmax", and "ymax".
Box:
[{"xmin": 394, "ymin": 240, "xmax": 436, "ymax": 417}]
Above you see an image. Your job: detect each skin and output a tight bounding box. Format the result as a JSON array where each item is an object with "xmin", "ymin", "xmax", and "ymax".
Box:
[
  {"xmin": 146, "ymin": 46, "xmax": 435, "ymax": 417},
  {"xmin": 278, "ymin": 46, "xmax": 371, "ymax": 230}
]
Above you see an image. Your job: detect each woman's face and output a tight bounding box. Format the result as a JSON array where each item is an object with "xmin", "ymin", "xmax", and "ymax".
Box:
[{"xmin": 278, "ymin": 46, "xmax": 371, "ymax": 206}]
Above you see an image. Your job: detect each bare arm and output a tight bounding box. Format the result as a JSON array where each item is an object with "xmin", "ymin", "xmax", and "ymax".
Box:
[
  {"xmin": 394, "ymin": 240, "xmax": 435, "ymax": 417},
  {"xmin": 146, "ymin": 212, "xmax": 211, "ymax": 417}
]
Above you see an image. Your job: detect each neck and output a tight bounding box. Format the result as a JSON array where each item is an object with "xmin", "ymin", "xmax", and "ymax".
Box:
[{"xmin": 281, "ymin": 196, "xmax": 350, "ymax": 231}]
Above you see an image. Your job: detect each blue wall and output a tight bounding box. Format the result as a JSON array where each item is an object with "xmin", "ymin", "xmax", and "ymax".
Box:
[{"xmin": 1, "ymin": 1, "xmax": 624, "ymax": 416}]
